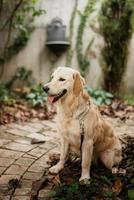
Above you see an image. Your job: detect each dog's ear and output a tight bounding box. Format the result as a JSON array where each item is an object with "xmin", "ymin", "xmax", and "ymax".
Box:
[{"xmin": 73, "ymin": 72, "xmax": 84, "ymax": 95}]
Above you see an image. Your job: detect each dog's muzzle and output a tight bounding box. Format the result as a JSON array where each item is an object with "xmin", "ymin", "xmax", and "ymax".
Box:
[{"xmin": 47, "ymin": 89, "xmax": 67, "ymax": 104}]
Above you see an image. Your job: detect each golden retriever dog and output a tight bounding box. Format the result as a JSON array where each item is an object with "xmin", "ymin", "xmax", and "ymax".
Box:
[{"xmin": 43, "ymin": 67, "xmax": 122, "ymax": 184}]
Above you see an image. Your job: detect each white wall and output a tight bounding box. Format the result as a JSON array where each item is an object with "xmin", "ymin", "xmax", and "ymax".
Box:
[{"xmin": 1, "ymin": 0, "xmax": 134, "ymax": 94}]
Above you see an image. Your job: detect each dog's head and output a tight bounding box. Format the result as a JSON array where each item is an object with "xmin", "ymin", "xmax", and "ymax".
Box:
[{"xmin": 43, "ymin": 67, "xmax": 85, "ymax": 103}]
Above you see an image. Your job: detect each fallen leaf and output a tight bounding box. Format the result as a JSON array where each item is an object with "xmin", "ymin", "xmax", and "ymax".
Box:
[
  {"xmin": 112, "ymin": 178, "xmax": 122, "ymax": 194},
  {"xmin": 51, "ymin": 175, "xmax": 60, "ymax": 185},
  {"xmin": 31, "ymin": 138, "xmax": 46, "ymax": 144},
  {"xmin": 111, "ymin": 100, "xmax": 121, "ymax": 110},
  {"xmin": 49, "ymin": 153, "xmax": 60, "ymax": 162}
]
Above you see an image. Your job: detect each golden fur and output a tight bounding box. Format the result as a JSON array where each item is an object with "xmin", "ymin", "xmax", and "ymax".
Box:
[{"xmin": 44, "ymin": 67, "xmax": 122, "ymax": 183}]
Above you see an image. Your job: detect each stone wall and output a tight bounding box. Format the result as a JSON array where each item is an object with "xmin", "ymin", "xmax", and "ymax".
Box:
[{"xmin": 1, "ymin": 0, "xmax": 134, "ymax": 94}]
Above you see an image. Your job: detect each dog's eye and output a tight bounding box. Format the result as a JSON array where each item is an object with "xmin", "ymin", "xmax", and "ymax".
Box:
[{"xmin": 59, "ymin": 78, "xmax": 66, "ymax": 81}]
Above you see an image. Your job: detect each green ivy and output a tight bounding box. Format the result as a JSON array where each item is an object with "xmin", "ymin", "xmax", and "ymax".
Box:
[
  {"xmin": 5, "ymin": 67, "xmax": 34, "ymax": 89},
  {"xmin": 99, "ymin": 0, "xmax": 134, "ymax": 92},
  {"xmin": 76, "ymin": 0, "xmax": 96, "ymax": 76},
  {"xmin": 0, "ymin": 67, "xmax": 34, "ymax": 104},
  {"xmin": 0, "ymin": 0, "xmax": 46, "ymax": 64}
]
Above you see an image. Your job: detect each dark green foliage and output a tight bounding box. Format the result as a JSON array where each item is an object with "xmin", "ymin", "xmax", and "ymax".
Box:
[
  {"xmin": 48, "ymin": 164, "xmax": 116, "ymax": 200},
  {"xmin": 85, "ymin": 86, "xmax": 114, "ymax": 105},
  {"xmin": 0, "ymin": 83, "xmax": 15, "ymax": 104},
  {"xmin": 99, "ymin": 0, "xmax": 134, "ymax": 92},
  {"xmin": 6, "ymin": 67, "xmax": 34, "ymax": 88},
  {"xmin": 123, "ymin": 95, "xmax": 134, "ymax": 105},
  {"xmin": 26, "ymin": 84, "xmax": 47, "ymax": 107},
  {"xmin": 0, "ymin": 67, "xmax": 33, "ymax": 104},
  {"xmin": 0, "ymin": 0, "xmax": 45, "ymax": 64},
  {"xmin": 51, "ymin": 181, "xmax": 100, "ymax": 200},
  {"xmin": 12, "ymin": 67, "xmax": 32, "ymax": 81},
  {"xmin": 10, "ymin": 0, "xmax": 45, "ymax": 56},
  {"xmin": 128, "ymin": 189, "xmax": 134, "ymax": 200},
  {"xmin": 6, "ymin": 27, "xmax": 33, "ymax": 60},
  {"xmin": 0, "ymin": 67, "xmax": 46, "ymax": 107}
]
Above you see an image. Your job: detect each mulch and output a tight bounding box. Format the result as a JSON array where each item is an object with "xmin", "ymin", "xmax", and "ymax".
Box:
[
  {"xmin": 0, "ymin": 100, "xmax": 54, "ymax": 125},
  {"xmin": 0, "ymin": 99, "xmax": 133, "ymax": 125},
  {"xmin": 44, "ymin": 136, "xmax": 134, "ymax": 200}
]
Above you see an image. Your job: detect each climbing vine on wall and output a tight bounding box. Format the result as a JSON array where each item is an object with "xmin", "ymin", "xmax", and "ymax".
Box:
[
  {"xmin": 0, "ymin": 0, "xmax": 45, "ymax": 65},
  {"xmin": 76, "ymin": 0, "xmax": 96, "ymax": 76},
  {"xmin": 66, "ymin": 0, "xmax": 78, "ymax": 67},
  {"xmin": 99, "ymin": 0, "xmax": 134, "ymax": 92}
]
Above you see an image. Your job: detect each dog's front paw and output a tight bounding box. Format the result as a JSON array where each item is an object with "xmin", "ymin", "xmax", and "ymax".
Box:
[
  {"xmin": 49, "ymin": 164, "xmax": 63, "ymax": 174},
  {"xmin": 79, "ymin": 177, "xmax": 91, "ymax": 185}
]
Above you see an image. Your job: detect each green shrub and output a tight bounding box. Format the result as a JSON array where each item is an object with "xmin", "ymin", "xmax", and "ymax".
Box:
[
  {"xmin": 99, "ymin": 0, "xmax": 134, "ymax": 92},
  {"xmin": 85, "ymin": 86, "xmax": 114, "ymax": 105},
  {"xmin": 0, "ymin": 83, "xmax": 15, "ymax": 105},
  {"xmin": 123, "ymin": 95, "xmax": 134, "ymax": 105},
  {"xmin": 128, "ymin": 189, "xmax": 134, "ymax": 200},
  {"xmin": 26, "ymin": 84, "xmax": 47, "ymax": 107}
]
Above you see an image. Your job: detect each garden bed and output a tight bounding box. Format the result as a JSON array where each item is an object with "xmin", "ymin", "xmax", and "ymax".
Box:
[{"xmin": 43, "ymin": 136, "xmax": 134, "ymax": 200}]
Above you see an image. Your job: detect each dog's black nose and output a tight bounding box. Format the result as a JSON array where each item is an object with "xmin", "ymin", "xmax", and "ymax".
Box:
[{"xmin": 43, "ymin": 86, "xmax": 49, "ymax": 93}]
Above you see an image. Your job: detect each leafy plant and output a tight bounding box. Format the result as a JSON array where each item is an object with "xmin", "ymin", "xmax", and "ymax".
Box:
[
  {"xmin": 85, "ymin": 86, "xmax": 114, "ymax": 105},
  {"xmin": 6, "ymin": 67, "xmax": 34, "ymax": 88},
  {"xmin": 0, "ymin": 83, "xmax": 15, "ymax": 104},
  {"xmin": 123, "ymin": 95, "xmax": 134, "ymax": 105},
  {"xmin": 128, "ymin": 189, "xmax": 134, "ymax": 200},
  {"xmin": 50, "ymin": 182, "xmax": 80, "ymax": 200},
  {"xmin": 0, "ymin": 0, "xmax": 46, "ymax": 64},
  {"xmin": 26, "ymin": 84, "xmax": 47, "ymax": 107},
  {"xmin": 0, "ymin": 66, "xmax": 47, "ymax": 107},
  {"xmin": 102, "ymin": 191, "xmax": 114, "ymax": 198},
  {"xmin": 10, "ymin": 0, "xmax": 45, "ymax": 56},
  {"xmin": 0, "ymin": 67, "xmax": 34, "ymax": 105},
  {"xmin": 49, "ymin": 179, "xmax": 101, "ymax": 200},
  {"xmin": 99, "ymin": 0, "xmax": 134, "ymax": 92}
]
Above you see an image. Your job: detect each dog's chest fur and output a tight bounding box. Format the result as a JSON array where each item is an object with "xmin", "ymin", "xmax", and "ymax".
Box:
[
  {"xmin": 57, "ymin": 114, "xmax": 81, "ymax": 151},
  {"xmin": 56, "ymin": 100, "xmax": 93, "ymax": 153}
]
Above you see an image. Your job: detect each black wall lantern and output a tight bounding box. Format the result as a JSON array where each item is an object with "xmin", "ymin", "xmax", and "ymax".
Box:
[{"xmin": 46, "ymin": 17, "xmax": 70, "ymax": 55}]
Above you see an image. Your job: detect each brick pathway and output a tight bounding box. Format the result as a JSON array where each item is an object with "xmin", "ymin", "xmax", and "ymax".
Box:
[
  {"xmin": 0, "ymin": 117, "xmax": 134, "ymax": 200},
  {"xmin": 0, "ymin": 119, "xmax": 60, "ymax": 200}
]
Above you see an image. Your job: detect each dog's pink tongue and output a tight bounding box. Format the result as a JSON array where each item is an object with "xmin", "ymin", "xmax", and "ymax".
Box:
[{"xmin": 47, "ymin": 96, "xmax": 55, "ymax": 104}]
